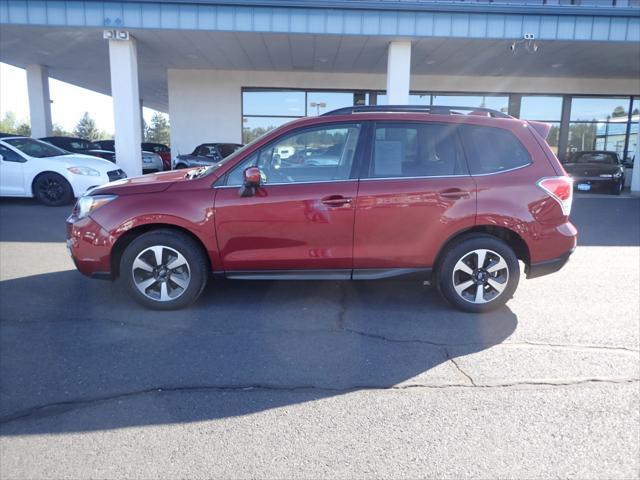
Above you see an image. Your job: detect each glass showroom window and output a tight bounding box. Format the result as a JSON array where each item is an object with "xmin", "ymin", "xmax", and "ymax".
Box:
[
  {"xmin": 242, "ymin": 90, "xmax": 306, "ymax": 144},
  {"xmin": 376, "ymin": 93, "xmax": 509, "ymax": 113},
  {"xmin": 242, "ymin": 89, "xmax": 368, "ymax": 143},
  {"xmin": 627, "ymin": 98, "xmax": 639, "ymax": 166},
  {"xmin": 306, "ymin": 92, "xmax": 367, "ymax": 116},
  {"xmin": 569, "ymin": 97, "xmax": 633, "ymax": 160},
  {"xmin": 520, "ymin": 96, "xmax": 563, "ymax": 154},
  {"xmin": 431, "ymin": 94, "xmax": 509, "ymax": 113}
]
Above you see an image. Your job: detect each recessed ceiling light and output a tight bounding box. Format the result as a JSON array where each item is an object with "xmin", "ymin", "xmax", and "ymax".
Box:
[
  {"xmin": 426, "ymin": 60, "xmax": 436, "ymax": 65},
  {"xmin": 318, "ymin": 57, "xmax": 328, "ymax": 63},
  {"xmin": 551, "ymin": 63, "xmax": 563, "ymax": 68}
]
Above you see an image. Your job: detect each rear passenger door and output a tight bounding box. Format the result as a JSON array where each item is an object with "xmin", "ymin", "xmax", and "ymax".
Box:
[{"xmin": 353, "ymin": 121, "xmax": 476, "ymax": 272}]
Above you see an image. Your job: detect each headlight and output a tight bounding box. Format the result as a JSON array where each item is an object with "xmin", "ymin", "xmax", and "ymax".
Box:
[
  {"xmin": 613, "ymin": 171, "xmax": 623, "ymax": 178},
  {"xmin": 68, "ymin": 166, "xmax": 101, "ymax": 176},
  {"xmin": 74, "ymin": 194, "xmax": 118, "ymax": 219},
  {"xmin": 599, "ymin": 174, "xmax": 613, "ymax": 178}
]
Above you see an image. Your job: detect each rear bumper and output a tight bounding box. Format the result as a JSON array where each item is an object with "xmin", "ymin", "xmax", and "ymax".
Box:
[
  {"xmin": 526, "ymin": 248, "xmax": 574, "ymax": 279},
  {"xmin": 571, "ymin": 176, "xmax": 621, "ymax": 189}
]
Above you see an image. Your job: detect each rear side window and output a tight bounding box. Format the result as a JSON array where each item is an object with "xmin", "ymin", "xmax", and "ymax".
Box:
[
  {"xmin": 369, "ymin": 123, "xmax": 466, "ymax": 178},
  {"xmin": 460, "ymin": 125, "xmax": 531, "ymax": 175}
]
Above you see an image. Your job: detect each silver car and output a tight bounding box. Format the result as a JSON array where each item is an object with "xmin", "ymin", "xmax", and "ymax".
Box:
[{"xmin": 142, "ymin": 150, "xmax": 164, "ymax": 173}]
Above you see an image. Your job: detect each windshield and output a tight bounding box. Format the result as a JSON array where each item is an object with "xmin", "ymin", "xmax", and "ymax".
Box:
[
  {"xmin": 571, "ymin": 152, "xmax": 618, "ymax": 165},
  {"xmin": 5, "ymin": 138, "xmax": 68, "ymax": 158},
  {"xmin": 70, "ymin": 139, "xmax": 101, "ymax": 150}
]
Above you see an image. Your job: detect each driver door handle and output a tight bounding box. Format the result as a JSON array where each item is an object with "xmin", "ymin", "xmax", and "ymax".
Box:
[
  {"xmin": 321, "ymin": 195, "xmax": 353, "ymax": 207},
  {"xmin": 438, "ymin": 188, "xmax": 471, "ymax": 200}
]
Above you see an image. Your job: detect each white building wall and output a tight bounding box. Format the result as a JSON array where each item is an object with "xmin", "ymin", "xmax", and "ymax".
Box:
[{"xmin": 168, "ymin": 68, "xmax": 640, "ymax": 158}]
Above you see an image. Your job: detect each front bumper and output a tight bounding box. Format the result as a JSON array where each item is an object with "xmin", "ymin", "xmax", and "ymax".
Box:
[{"xmin": 66, "ymin": 214, "xmax": 115, "ymax": 278}]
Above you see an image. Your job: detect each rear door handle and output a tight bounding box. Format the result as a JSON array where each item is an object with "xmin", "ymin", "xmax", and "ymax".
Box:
[
  {"xmin": 321, "ymin": 195, "xmax": 353, "ymax": 207},
  {"xmin": 438, "ymin": 189, "xmax": 471, "ymax": 200}
]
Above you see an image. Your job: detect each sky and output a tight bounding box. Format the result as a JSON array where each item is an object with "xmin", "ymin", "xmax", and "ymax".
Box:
[{"xmin": 0, "ymin": 62, "xmax": 160, "ymax": 134}]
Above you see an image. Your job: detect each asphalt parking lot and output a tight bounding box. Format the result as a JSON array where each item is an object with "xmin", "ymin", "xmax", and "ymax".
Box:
[{"xmin": 0, "ymin": 193, "xmax": 639, "ymax": 479}]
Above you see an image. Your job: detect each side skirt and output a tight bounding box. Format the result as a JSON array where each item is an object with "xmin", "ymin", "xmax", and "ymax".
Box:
[{"xmin": 219, "ymin": 268, "xmax": 432, "ymax": 282}]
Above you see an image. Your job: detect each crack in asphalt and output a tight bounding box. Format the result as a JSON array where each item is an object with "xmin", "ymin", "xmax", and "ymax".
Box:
[
  {"xmin": 445, "ymin": 348, "xmax": 477, "ymax": 386},
  {"xmin": 2, "ymin": 378, "xmax": 638, "ymax": 426},
  {"xmin": 2, "ymin": 294, "xmax": 639, "ymax": 426}
]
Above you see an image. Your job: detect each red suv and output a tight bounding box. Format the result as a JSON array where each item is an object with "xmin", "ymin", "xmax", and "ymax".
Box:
[{"xmin": 66, "ymin": 106, "xmax": 577, "ymax": 313}]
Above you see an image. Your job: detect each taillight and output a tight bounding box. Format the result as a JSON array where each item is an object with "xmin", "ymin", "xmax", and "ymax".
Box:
[{"xmin": 537, "ymin": 176, "xmax": 573, "ymax": 216}]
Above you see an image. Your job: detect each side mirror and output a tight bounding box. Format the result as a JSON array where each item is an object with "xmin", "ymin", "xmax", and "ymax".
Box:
[{"xmin": 239, "ymin": 166, "xmax": 262, "ymax": 197}]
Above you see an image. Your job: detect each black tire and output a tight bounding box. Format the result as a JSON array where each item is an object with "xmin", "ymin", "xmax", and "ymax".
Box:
[
  {"xmin": 119, "ymin": 229, "xmax": 209, "ymax": 310},
  {"xmin": 611, "ymin": 181, "xmax": 623, "ymax": 195},
  {"xmin": 32, "ymin": 172, "xmax": 74, "ymax": 206},
  {"xmin": 175, "ymin": 163, "xmax": 187, "ymax": 169},
  {"xmin": 436, "ymin": 234, "xmax": 520, "ymax": 313}
]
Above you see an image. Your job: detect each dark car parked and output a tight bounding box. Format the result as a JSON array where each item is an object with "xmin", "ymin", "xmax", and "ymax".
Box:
[
  {"xmin": 40, "ymin": 136, "xmax": 116, "ymax": 162},
  {"xmin": 173, "ymin": 143, "xmax": 242, "ymax": 169},
  {"xmin": 564, "ymin": 150, "xmax": 625, "ymax": 195},
  {"xmin": 67, "ymin": 105, "xmax": 577, "ymax": 313},
  {"xmin": 142, "ymin": 142, "xmax": 172, "ymax": 170}
]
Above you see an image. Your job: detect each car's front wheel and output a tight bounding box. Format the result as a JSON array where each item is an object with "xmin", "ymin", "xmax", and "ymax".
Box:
[
  {"xmin": 120, "ymin": 229, "xmax": 209, "ymax": 310},
  {"xmin": 32, "ymin": 172, "xmax": 74, "ymax": 206},
  {"xmin": 611, "ymin": 180, "xmax": 623, "ymax": 195},
  {"xmin": 437, "ymin": 234, "xmax": 520, "ymax": 313}
]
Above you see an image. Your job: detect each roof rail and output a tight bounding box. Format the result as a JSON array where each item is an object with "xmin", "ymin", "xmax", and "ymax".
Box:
[{"xmin": 322, "ymin": 105, "xmax": 512, "ymax": 119}]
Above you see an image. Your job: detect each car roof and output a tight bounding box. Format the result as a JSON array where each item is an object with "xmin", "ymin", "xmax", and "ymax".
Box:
[
  {"xmin": 40, "ymin": 136, "xmax": 86, "ymax": 140},
  {"xmin": 1, "ymin": 135, "xmax": 30, "ymax": 140}
]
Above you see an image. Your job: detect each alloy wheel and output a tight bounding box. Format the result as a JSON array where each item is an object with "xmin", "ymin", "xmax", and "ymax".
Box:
[
  {"xmin": 132, "ymin": 245, "xmax": 191, "ymax": 301},
  {"xmin": 451, "ymin": 249, "xmax": 509, "ymax": 304},
  {"xmin": 38, "ymin": 178, "xmax": 64, "ymax": 202}
]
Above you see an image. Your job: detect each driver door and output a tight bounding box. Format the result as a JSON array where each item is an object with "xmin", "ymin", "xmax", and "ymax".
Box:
[
  {"xmin": 213, "ymin": 123, "xmax": 363, "ymax": 274},
  {"xmin": 0, "ymin": 145, "xmax": 27, "ymax": 196}
]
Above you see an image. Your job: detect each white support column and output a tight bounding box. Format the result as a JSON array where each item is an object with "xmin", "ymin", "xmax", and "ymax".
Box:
[
  {"xmin": 26, "ymin": 64, "xmax": 52, "ymax": 138},
  {"xmin": 386, "ymin": 41, "xmax": 412, "ymax": 105},
  {"xmin": 631, "ymin": 116, "xmax": 640, "ymax": 194},
  {"xmin": 108, "ymin": 32, "xmax": 142, "ymax": 177}
]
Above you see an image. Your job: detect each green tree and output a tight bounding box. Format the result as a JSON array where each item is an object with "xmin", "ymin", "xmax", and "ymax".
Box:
[
  {"xmin": 52, "ymin": 124, "xmax": 70, "ymax": 136},
  {"xmin": 144, "ymin": 112, "xmax": 171, "ymax": 145},
  {"xmin": 73, "ymin": 112, "xmax": 101, "ymax": 141},
  {"xmin": 611, "ymin": 106, "xmax": 627, "ymax": 118},
  {"xmin": 15, "ymin": 123, "xmax": 31, "ymax": 136},
  {"xmin": 0, "ymin": 111, "xmax": 18, "ymax": 133}
]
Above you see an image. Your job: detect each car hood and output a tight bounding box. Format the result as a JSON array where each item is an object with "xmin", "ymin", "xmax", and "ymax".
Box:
[
  {"xmin": 40, "ymin": 153, "xmax": 117, "ymax": 173},
  {"xmin": 89, "ymin": 169, "xmax": 200, "ymax": 196},
  {"xmin": 564, "ymin": 162, "xmax": 621, "ymax": 176}
]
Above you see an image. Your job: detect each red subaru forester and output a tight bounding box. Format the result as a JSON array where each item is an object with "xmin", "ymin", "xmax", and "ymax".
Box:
[{"xmin": 66, "ymin": 106, "xmax": 577, "ymax": 312}]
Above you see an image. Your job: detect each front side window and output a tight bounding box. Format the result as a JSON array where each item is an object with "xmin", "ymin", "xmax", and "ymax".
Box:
[
  {"xmin": 0, "ymin": 145, "xmax": 25, "ymax": 162},
  {"xmin": 225, "ymin": 124, "xmax": 361, "ymax": 186},
  {"xmin": 4, "ymin": 138, "xmax": 67, "ymax": 158},
  {"xmin": 459, "ymin": 125, "xmax": 531, "ymax": 175},
  {"xmin": 368, "ymin": 123, "xmax": 466, "ymax": 178}
]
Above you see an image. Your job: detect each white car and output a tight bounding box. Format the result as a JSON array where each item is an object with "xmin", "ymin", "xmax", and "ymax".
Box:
[
  {"xmin": 142, "ymin": 150, "xmax": 164, "ymax": 172},
  {"xmin": 0, "ymin": 136, "xmax": 127, "ymax": 206}
]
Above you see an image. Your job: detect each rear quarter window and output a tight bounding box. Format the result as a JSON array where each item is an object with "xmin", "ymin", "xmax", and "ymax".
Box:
[{"xmin": 460, "ymin": 125, "xmax": 531, "ymax": 175}]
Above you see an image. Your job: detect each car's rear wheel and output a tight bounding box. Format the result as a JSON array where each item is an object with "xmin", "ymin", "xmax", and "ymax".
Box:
[
  {"xmin": 33, "ymin": 172, "xmax": 74, "ymax": 206},
  {"xmin": 120, "ymin": 229, "xmax": 209, "ymax": 310},
  {"xmin": 437, "ymin": 234, "xmax": 520, "ymax": 313}
]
